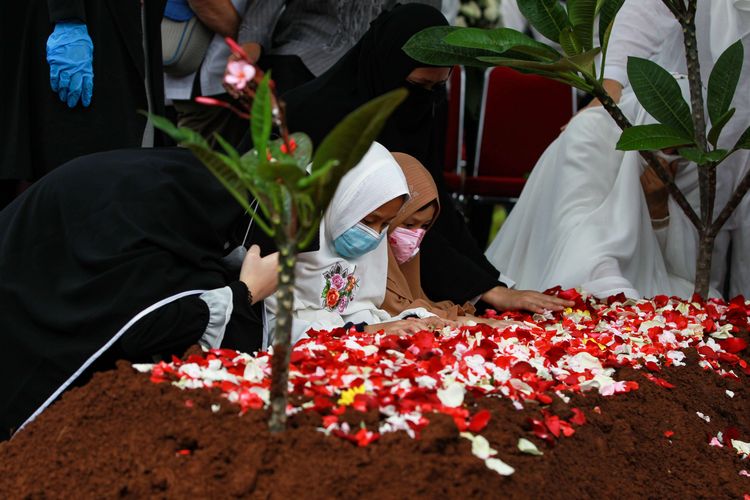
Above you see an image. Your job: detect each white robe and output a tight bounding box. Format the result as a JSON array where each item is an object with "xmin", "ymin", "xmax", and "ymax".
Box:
[
  {"xmin": 485, "ymin": 0, "xmax": 750, "ymax": 299},
  {"xmin": 486, "ymin": 93, "xmax": 723, "ymax": 298}
]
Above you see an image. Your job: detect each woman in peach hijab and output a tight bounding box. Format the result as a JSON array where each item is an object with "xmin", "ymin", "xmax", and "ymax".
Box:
[{"xmin": 384, "ymin": 153, "xmax": 522, "ymax": 327}]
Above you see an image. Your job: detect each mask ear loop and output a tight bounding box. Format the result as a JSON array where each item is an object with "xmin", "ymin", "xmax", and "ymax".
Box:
[{"xmin": 241, "ymin": 199, "xmax": 260, "ymax": 248}]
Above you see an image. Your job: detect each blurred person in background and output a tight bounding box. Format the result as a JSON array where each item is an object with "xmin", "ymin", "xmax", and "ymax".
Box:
[{"xmin": 0, "ymin": 0, "xmax": 166, "ymax": 210}]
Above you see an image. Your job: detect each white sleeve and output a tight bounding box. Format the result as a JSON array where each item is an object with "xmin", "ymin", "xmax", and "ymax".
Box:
[
  {"xmin": 500, "ymin": 0, "xmax": 529, "ymax": 32},
  {"xmin": 197, "ymin": 286, "xmax": 235, "ymax": 349},
  {"xmin": 603, "ymin": 0, "xmax": 675, "ymax": 86}
]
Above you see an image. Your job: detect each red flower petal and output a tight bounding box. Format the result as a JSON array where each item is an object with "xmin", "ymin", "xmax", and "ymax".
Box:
[
  {"xmin": 468, "ymin": 409, "xmax": 491, "ymax": 432},
  {"xmin": 569, "ymin": 408, "xmax": 586, "ymax": 426},
  {"xmin": 719, "ymin": 337, "xmax": 748, "ymax": 354}
]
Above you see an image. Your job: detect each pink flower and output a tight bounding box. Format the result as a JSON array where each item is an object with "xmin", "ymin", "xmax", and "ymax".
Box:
[
  {"xmin": 330, "ymin": 273, "xmax": 346, "ymax": 290},
  {"xmin": 224, "ymin": 61, "xmax": 256, "ymax": 90},
  {"xmin": 337, "ymin": 296, "xmax": 349, "ymax": 313}
]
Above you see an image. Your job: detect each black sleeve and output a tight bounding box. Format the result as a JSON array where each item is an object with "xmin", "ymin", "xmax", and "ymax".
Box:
[
  {"xmin": 419, "ymin": 111, "xmax": 505, "ymax": 303},
  {"xmin": 221, "ymin": 281, "xmax": 265, "ymax": 354},
  {"xmin": 117, "ymin": 295, "xmax": 211, "ymax": 361},
  {"xmin": 420, "ymin": 227, "xmax": 503, "ymax": 304},
  {"xmin": 47, "ymin": 0, "xmax": 86, "ymax": 23},
  {"xmin": 419, "ymin": 188, "xmax": 506, "ymax": 303}
]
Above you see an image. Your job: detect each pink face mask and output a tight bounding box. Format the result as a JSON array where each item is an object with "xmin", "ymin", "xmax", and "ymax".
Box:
[{"xmin": 389, "ymin": 227, "xmax": 426, "ymax": 264}]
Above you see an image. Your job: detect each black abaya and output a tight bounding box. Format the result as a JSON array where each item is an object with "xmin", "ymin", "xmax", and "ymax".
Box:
[
  {"xmin": 0, "ymin": 148, "xmax": 267, "ymax": 440},
  {"xmin": 0, "ymin": 0, "xmax": 166, "ymax": 201},
  {"xmin": 283, "ymin": 3, "xmax": 503, "ymax": 304}
]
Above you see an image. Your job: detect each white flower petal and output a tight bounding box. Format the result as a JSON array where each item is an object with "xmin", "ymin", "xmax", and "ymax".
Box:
[
  {"xmin": 517, "ymin": 438, "xmax": 543, "ymax": 455},
  {"xmin": 437, "ymin": 382, "xmax": 465, "ymax": 408},
  {"xmin": 485, "ymin": 457, "xmax": 515, "ymax": 476}
]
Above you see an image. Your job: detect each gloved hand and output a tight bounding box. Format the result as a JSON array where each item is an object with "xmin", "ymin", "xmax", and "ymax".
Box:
[{"xmin": 46, "ymin": 22, "xmax": 94, "ymax": 108}]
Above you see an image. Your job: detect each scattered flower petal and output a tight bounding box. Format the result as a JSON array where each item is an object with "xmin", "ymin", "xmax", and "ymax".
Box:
[{"xmin": 517, "ymin": 438, "xmax": 543, "ymax": 455}]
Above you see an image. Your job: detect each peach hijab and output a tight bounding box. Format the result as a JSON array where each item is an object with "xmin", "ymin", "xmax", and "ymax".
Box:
[{"xmin": 383, "ymin": 153, "xmax": 475, "ymax": 319}]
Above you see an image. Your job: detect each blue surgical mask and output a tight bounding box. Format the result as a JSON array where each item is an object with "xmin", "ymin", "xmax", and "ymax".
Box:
[{"xmin": 333, "ymin": 222, "xmax": 385, "ymax": 259}]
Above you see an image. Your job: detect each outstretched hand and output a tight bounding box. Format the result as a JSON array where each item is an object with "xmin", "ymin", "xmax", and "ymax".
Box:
[
  {"xmin": 481, "ymin": 286, "xmax": 574, "ymax": 314},
  {"xmin": 365, "ymin": 316, "xmax": 455, "ymax": 336},
  {"xmin": 240, "ymin": 245, "xmax": 278, "ymax": 304}
]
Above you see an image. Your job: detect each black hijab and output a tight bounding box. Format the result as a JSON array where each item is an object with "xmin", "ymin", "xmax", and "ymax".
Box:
[
  {"xmin": 284, "ymin": 3, "xmax": 503, "ymax": 305},
  {"xmin": 283, "ymin": 3, "xmax": 449, "ymax": 166},
  {"xmin": 0, "ymin": 148, "xmax": 263, "ymax": 437}
]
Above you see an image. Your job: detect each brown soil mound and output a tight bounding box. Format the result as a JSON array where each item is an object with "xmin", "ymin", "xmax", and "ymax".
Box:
[{"xmin": 1, "ymin": 348, "xmax": 748, "ymax": 499}]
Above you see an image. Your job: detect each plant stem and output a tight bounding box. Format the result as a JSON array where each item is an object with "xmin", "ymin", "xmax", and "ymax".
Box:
[
  {"xmin": 268, "ymin": 239, "xmax": 297, "ymax": 433},
  {"xmin": 659, "ymin": 0, "xmax": 686, "ymax": 19},
  {"xmin": 693, "ymin": 232, "xmax": 715, "ymax": 298},
  {"xmin": 681, "ymin": 0, "xmax": 713, "ymax": 227},
  {"xmin": 678, "ymin": 0, "xmax": 717, "ymax": 297}
]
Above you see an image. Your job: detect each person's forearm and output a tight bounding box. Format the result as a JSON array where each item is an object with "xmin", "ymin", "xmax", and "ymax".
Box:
[{"xmin": 189, "ymin": 0, "xmax": 240, "ymax": 37}]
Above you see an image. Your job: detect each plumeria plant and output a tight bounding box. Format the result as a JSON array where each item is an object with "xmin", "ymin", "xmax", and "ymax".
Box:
[
  {"xmin": 149, "ymin": 38, "xmax": 406, "ymax": 432},
  {"xmin": 404, "ymin": 0, "xmax": 750, "ymax": 298}
]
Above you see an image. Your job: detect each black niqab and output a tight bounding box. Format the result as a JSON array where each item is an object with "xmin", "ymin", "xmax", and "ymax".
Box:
[
  {"xmin": 284, "ymin": 3, "xmax": 449, "ymax": 162},
  {"xmin": 284, "ymin": 3, "xmax": 503, "ymax": 305}
]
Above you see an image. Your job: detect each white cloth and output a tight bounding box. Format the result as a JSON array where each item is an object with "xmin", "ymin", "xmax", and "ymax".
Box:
[
  {"xmin": 164, "ymin": 0, "xmax": 248, "ymax": 100},
  {"xmin": 487, "ymin": 0, "xmax": 750, "ymax": 299},
  {"xmin": 485, "ymin": 76, "xmax": 728, "ymax": 299},
  {"xmin": 603, "ymin": 0, "xmax": 678, "ymax": 87},
  {"xmin": 264, "ymin": 142, "xmax": 410, "ymax": 346},
  {"xmin": 710, "ymin": 0, "xmax": 750, "ymax": 61},
  {"xmin": 487, "ymin": 100, "xmax": 699, "ymax": 298}
]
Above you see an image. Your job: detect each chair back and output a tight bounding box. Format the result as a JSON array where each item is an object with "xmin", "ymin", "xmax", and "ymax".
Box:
[
  {"xmin": 444, "ymin": 65, "xmax": 466, "ymax": 175},
  {"xmin": 473, "ymin": 67, "xmax": 575, "ymax": 180}
]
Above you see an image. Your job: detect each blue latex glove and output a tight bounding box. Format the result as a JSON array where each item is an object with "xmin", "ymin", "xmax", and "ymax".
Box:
[{"xmin": 46, "ymin": 22, "xmax": 94, "ymax": 108}]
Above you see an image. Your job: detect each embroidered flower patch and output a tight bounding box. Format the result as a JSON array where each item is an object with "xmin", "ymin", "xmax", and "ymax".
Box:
[{"xmin": 321, "ymin": 263, "xmax": 359, "ymax": 312}]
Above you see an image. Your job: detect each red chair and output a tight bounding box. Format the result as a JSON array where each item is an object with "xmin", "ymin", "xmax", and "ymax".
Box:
[
  {"xmin": 443, "ymin": 65, "xmax": 466, "ymax": 193},
  {"xmin": 465, "ymin": 66, "xmax": 577, "ymax": 203}
]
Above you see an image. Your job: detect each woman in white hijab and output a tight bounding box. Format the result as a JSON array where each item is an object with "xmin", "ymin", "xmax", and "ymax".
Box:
[
  {"xmin": 485, "ymin": 0, "xmax": 750, "ymax": 299},
  {"xmin": 264, "ymin": 142, "xmax": 447, "ymax": 347}
]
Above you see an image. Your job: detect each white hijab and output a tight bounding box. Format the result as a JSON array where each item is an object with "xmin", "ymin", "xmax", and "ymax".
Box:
[{"xmin": 264, "ymin": 142, "xmax": 409, "ymax": 346}]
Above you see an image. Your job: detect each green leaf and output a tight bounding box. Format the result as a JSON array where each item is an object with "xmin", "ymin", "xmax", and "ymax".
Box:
[
  {"xmin": 403, "ymin": 26, "xmax": 498, "ymax": 67},
  {"xmin": 568, "ymin": 0, "xmax": 597, "ymax": 51},
  {"xmin": 733, "ymin": 124, "xmax": 750, "ymax": 150},
  {"xmin": 677, "ymin": 147, "xmax": 703, "ymax": 163},
  {"xmin": 309, "ymin": 88, "xmax": 408, "ymax": 209},
  {"xmin": 259, "ymin": 159, "xmax": 307, "ymax": 188},
  {"xmin": 517, "ymin": 0, "xmax": 570, "ymax": 44},
  {"xmin": 677, "ymin": 147, "xmax": 729, "ymax": 164},
  {"xmin": 148, "ymin": 112, "xmax": 212, "ymax": 148},
  {"xmin": 705, "ymin": 149, "xmax": 729, "ymax": 163},
  {"xmin": 559, "ymin": 26, "xmax": 583, "ymax": 56},
  {"xmin": 598, "ymin": 0, "xmax": 624, "ymax": 47},
  {"xmin": 478, "ymin": 47, "xmax": 600, "ymax": 73},
  {"xmin": 267, "ymin": 132, "xmax": 313, "ymax": 171},
  {"xmin": 707, "ymin": 107, "xmax": 736, "ymax": 148},
  {"xmin": 443, "ymin": 27, "xmax": 561, "ymax": 60},
  {"xmin": 251, "ymin": 73, "xmax": 273, "ymax": 160},
  {"xmin": 289, "ymin": 132, "xmax": 313, "ymax": 169},
  {"xmin": 297, "ymin": 158, "xmax": 338, "ymax": 190},
  {"xmin": 616, "ymin": 123, "xmax": 694, "ymax": 151},
  {"xmin": 213, "ymin": 133, "xmax": 241, "ymax": 164},
  {"xmin": 707, "ymin": 40, "xmax": 744, "ymax": 126},
  {"xmin": 627, "ymin": 57, "xmax": 694, "ymax": 138}
]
